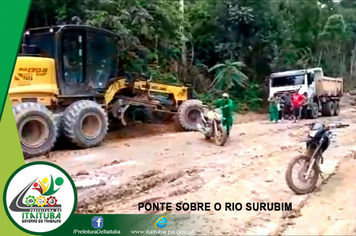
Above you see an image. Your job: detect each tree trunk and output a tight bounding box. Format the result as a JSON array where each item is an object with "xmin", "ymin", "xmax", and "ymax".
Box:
[
  {"xmin": 317, "ymin": 48, "xmax": 323, "ymax": 67},
  {"xmin": 180, "ymin": 0, "xmax": 187, "ymax": 83},
  {"xmin": 349, "ymin": 41, "xmax": 356, "ymax": 81},
  {"xmin": 340, "ymin": 52, "xmax": 344, "ymax": 78},
  {"xmin": 155, "ymin": 36, "xmax": 159, "ymax": 65}
]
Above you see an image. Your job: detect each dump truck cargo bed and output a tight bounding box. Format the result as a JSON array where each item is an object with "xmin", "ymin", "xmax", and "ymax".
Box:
[{"xmin": 315, "ymin": 76, "xmax": 343, "ymax": 97}]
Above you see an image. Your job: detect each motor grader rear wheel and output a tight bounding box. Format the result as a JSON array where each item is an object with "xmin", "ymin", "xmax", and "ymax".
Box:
[
  {"xmin": 13, "ymin": 102, "xmax": 57, "ymax": 158},
  {"xmin": 177, "ymin": 99, "xmax": 204, "ymax": 131},
  {"xmin": 53, "ymin": 113, "xmax": 63, "ymax": 138},
  {"xmin": 62, "ymin": 100, "xmax": 108, "ymax": 148}
]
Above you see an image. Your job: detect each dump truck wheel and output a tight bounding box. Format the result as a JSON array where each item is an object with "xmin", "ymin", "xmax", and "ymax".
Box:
[
  {"xmin": 323, "ymin": 101, "xmax": 335, "ymax": 117},
  {"xmin": 321, "ymin": 103, "xmax": 327, "ymax": 116},
  {"xmin": 62, "ymin": 100, "xmax": 108, "ymax": 148},
  {"xmin": 177, "ymin": 99, "xmax": 204, "ymax": 131},
  {"xmin": 334, "ymin": 101, "xmax": 340, "ymax": 116},
  {"xmin": 13, "ymin": 102, "xmax": 57, "ymax": 158},
  {"xmin": 307, "ymin": 102, "xmax": 319, "ymax": 119}
]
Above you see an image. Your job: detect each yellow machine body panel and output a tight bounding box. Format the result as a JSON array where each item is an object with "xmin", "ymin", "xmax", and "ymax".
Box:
[
  {"xmin": 133, "ymin": 80, "xmax": 189, "ymax": 102},
  {"xmin": 105, "ymin": 79, "xmax": 190, "ymax": 106},
  {"xmin": 104, "ymin": 78, "xmax": 128, "ymax": 105},
  {"xmin": 9, "ymin": 56, "xmax": 59, "ymax": 106}
]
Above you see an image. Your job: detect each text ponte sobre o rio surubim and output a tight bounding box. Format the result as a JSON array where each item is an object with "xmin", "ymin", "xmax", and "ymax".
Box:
[{"xmin": 138, "ymin": 202, "xmax": 293, "ymax": 212}]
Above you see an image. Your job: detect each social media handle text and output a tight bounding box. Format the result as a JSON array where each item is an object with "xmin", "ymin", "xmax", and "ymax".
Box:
[{"xmin": 73, "ymin": 229, "xmax": 121, "ymax": 235}]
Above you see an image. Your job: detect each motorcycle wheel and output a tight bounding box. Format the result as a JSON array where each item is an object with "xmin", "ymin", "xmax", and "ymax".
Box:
[
  {"xmin": 285, "ymin": 154, "xmax": 319, "ymax": 195},
  {"xmin": 214, "ymin": 124, "xmax": 228, "ymax": 146}
]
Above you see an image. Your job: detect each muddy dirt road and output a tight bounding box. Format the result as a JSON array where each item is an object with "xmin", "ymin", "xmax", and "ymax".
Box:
[{"xmin": 26, "ymin": 108, "xmax": 356, "ymax": 235}]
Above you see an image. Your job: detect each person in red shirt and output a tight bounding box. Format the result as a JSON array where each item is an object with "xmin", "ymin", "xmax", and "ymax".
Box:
[{"xmin": 291, "ymin": 91, "xmax": 306, "ymax": 122}]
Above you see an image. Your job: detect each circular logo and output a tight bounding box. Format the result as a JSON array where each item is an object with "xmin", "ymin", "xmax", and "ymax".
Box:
[{"xmin": 3, "ymin": 161, "xmax": 77, "ymax": 234}]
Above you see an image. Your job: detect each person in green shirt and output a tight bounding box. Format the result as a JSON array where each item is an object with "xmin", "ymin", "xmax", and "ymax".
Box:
[
  {"xmin": 214, "ymin": 93, "xmax": 234, "ymax": 136},
  {"xmin": 268, "ymin": 94, "xmax": 279, "ymax": 123}
]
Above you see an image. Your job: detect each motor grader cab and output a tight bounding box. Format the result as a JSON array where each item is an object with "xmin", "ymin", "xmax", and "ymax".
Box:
[{"xmin": 9, "ymin": 24, "xmax": 203, "ymax": 159}]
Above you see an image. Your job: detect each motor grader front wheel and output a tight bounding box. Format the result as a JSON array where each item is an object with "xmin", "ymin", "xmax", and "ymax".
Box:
[
  {"xmin": 13, "ymin": 102, "xmax": 57, "ymax": 158},
  {"xmin": 177, "ymin": 99, "xmax": 204, "ymax": 131},
  {"xmin": 62, "ymin": 100, "xmax": 109, "ymax": 148}
]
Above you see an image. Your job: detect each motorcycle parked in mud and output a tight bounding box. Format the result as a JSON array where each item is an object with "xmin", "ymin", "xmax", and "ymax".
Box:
[
  {"xmin": 196, "ymin": 105, "xmax": 228, "ymax": 146},
  {"xmin": 285, "ymin": 122, "xmax": 349, "ymax": 195}
]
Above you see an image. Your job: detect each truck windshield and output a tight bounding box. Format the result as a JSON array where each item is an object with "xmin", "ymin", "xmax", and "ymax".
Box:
[{"xmin": 271, "ymin": 75, "xmax": 305, "ymax": 87}]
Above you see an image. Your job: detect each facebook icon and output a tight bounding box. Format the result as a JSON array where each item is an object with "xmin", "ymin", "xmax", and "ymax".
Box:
[{"xmin": 92, "ymin": 216, "xmax": 104, "ymax": 229}]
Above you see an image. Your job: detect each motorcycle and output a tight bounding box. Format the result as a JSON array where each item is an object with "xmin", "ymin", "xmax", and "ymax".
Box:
[
  {"xmin": 285, "ymin": 122, "xmax": 349, "ymax": 195},
  {"xmin": 196, "ymin": 105, "xmax": 228, "ymax": 146}
]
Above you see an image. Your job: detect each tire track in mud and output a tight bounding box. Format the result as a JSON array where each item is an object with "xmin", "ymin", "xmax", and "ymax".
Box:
[
  {"xmin": 72, "ymin": 120, "xmax": 316, "ymax": 219},
  {"xmin": 268, "ymin": 150, "xmax": 356, "ymax": 236},
  {"xmin": 75, "ymin": 167, "xmax": 205, "ymax": 214},
  {"xmin": 284, "ymin": 153, "xmax": 356, "ymax": 235},
  {"xmin": 25, "ymin": 107, "xmax": 356, "ymax": 234},
  {"xmin": 30, "ymin": 112, "xmax": 269, "ymax": 160},
  {"xmin": 190, "ymin": 119, "xmax": 356, "ymax": 235},
  {"xmin": 251, "ymin": 131, "xmax": 356, "ymax": 235}
]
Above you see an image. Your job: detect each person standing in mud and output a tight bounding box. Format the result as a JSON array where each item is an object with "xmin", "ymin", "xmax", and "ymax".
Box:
[
  {"xmin": 301, "ymin": 92, "xmax": 309, "ymax": 119},
  {"xmin": 280, "ymin": 92, "xmax": 292, "ymax": 120},
  {"xmin": 268, "ymin": 94, "xmax": 279, "ymax": 123},
  {"xmin": 291, "ymin": 90, "xmax": 306, "ymax": 122},
  {"xmin": 214, "ymin": 93, "xmax": 234, "ymax": 136}
]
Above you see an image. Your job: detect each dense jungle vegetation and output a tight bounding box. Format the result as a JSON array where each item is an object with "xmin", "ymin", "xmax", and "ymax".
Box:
[{"xmin": 26, "ymin": 0, "xmax": 356, "ymax": 112}]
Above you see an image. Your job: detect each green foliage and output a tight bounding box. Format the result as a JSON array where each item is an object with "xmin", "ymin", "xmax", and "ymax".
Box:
[
  {"xmin": 240, "ymin": 81, "xmax": 263, "ymax": 111},
  {"xmin": 208, "ymin": 60, "xmax": 248, "ymax": 90},
  {"xmin": 148, "ymin": 69, "xmax": 181, "ymax": 85},
  {"xmin": 26, "ymin": 0, "xmax": 356, "ymax": 113},
  {"xmin": 197, "ymin": 80, "xmax": 261, "ymax": 113}
]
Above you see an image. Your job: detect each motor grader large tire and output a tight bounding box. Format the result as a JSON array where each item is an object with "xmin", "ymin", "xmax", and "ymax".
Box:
[
  {"xmin": 62, "ymin": 100, "xmax": 108, "ymax": 148},
  {"xmin": 13, "ymin": 102, "xmax": 57, "ymax": 158},
  {"xmin": 53, "ymin": 113, "xmax": 63, "ymax": 138},
  {"xmin": 172, "ymin": 115, "xmax": 185, "ymax": 132},
  {"xmin": 177, "ymin": 99, "xmax": 204, "ymax": 131}
]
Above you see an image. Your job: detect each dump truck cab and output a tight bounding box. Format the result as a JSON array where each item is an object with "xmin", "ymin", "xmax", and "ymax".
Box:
[
  {"xmin": 268, "ymin": 68, "xmax": 317, "ymax": 100},
  {"xmin": 10, "ymin": 25, "xmax": 120, "ymax": 108},
  {"xmin": 268, "ymin": 67, "xmax": 343, "ymax": 119}
]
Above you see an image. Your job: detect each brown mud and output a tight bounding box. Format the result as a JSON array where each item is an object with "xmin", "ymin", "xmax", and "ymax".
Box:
[{"xmin": 25, "ymin": 100, "xmax": 356, "ymax": 235}]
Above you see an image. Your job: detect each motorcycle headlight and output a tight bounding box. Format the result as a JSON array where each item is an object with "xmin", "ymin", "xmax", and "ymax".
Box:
[
  {"xmin": 309, "ymin": 130, "xmax": 317, "ymax": 138},
  {"xmin": 207, "ymin": 111, "xmax": 215, "ymax": 119}
]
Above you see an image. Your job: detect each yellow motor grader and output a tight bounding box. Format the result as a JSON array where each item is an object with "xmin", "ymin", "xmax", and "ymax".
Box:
[{"xmin": 9, "ymin": 25, "xmax": 203, "ymax": 158}]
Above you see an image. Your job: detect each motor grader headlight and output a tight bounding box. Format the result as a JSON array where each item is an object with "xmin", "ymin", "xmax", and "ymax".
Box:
[{"xmin": 207, "ymin": 111, "xmax": 215, "ymax": 119}]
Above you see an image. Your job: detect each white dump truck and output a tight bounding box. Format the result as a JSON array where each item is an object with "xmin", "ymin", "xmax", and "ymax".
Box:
[{"xmin": 268, "ymin": 67, "xmax": 343, "ymax": 119}]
